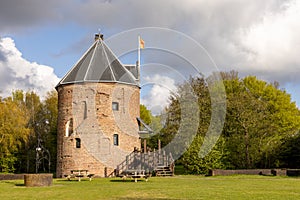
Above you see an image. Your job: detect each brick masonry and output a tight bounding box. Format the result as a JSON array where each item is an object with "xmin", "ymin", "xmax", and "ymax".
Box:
[{"xmin": 56, "ymin": 82, "xmax": 140, "ymax": 177}]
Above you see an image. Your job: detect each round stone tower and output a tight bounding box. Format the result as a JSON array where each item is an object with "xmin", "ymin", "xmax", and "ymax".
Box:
[{"xmin": 56, "ymin": 34, "xmax": 140, "ymax": 178}]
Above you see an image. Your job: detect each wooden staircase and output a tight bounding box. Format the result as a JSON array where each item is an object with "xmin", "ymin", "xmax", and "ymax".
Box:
[
  {"xmin": 155, "ymin": 165, "xmax": 174, "ymax": 176},
  {"xmin": 115, "ymin": 149, "xmax": 174, "ymax": 178}
]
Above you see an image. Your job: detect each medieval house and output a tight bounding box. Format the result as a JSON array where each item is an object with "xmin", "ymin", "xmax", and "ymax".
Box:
[{"xmin": 56, "ymin": 34, "xmax": 141, "ymax": 177}]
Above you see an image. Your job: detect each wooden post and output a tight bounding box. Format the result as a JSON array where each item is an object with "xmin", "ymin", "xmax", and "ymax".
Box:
[
  {"xmin": 163, "ymin": 151, "xmax": 166, "ymax": 166},
  {"xmin": 158, "ymin": 139, "xmax": 161, "ymax": 153},
  {"xmin": 126, "ymin": 155, "xmax": 129, "ymax": 171},
  {"xmin": 144, "ymin": 139, "xmax": 147, "ymax": 153}
]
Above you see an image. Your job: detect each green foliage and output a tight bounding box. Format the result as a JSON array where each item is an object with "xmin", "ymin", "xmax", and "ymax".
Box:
[
  {"xmin": 0, "ymin": 153, "xmax": 17, "ymax": 173},
  {"xmin": 0, "ymin": 90, "xmax": 58, "ymax": 173},
  {"xmin": 276, "ymin": 131, "xmax": 300, "ymax": 168},
  {"xmin": 140, "ymin": 105, "xmax": 151, "ymax": 125},
  {"xmin": 223, "ymin": 74, "xmax": 300, "ymax": 169},
  {"xmin": 161, "ymin": 71, "xmax": 300, "ymax": 173},
  {"xmin": 0, "ymin": 96, "xmax": 30, "ymax": 172},
  {"xmin": 182, "ymin": 136, "xmax": 226, "ymax": 174},
  {"xmin": 139, "ymin": 104, "xmax": 165, "ymax": 150},
  {"xmin": 162, "ymin": 75, "xmax": 224, "ymax": 172}
]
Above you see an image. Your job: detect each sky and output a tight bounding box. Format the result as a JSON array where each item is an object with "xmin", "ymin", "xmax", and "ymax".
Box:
[{"xmin": 0, "ymin": 0, "xmax": 299, "ymax": 114}]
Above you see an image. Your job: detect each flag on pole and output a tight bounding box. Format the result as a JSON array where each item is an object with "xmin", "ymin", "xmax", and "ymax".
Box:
[{"xmin": 139, "ymin": 37, "xmax": 145, "ymax": 49}]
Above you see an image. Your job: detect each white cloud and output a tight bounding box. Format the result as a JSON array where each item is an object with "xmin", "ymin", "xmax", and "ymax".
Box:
[
  {"xmin": 141, "ymin": 74, "xmax": 177, "ymax": 115},
  {"xmin": 0, "ymin": 0, "xmax": 299, "ymax": 107},
  {"xmin": 238, "ymin": 0, "xmax": 300, "ymax": 82},
  {"xmin": 0, "ymin": 37, "xmax": 60, "ymax": 98}
]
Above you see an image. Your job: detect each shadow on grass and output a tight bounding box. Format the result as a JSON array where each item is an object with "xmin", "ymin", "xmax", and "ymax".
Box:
[
  {"xmin": 56, "ymin": 179, "xmax": 92, "ymax": 182},
  {"xmin": 117, "ymin": 198, "xmax": 180, "ymax": 200},
  {"xmin": 15, "ymin": 183, "xmax": 25, "ymax": 186},
  {"xmin": 110, "ymin": 179, "xmax": 147, "ymax": 183},
  {"xmin": 0, "ymin": 181, "xmax": 25, "ymax": 187}
]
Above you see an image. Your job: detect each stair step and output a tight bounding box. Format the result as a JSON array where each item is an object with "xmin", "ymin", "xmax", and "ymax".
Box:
[
  {"xmin": 156, "ymin": 166, "xmax": 170, "ymax": 169},
  {"xmin": 156, "ymin": 171, "xmax": 173, "ymax": 176}
]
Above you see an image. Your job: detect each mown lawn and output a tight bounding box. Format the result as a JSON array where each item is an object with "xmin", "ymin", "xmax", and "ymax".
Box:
[{"xmin": 1, "ymin": 175, "xmax": 300, "ymax": 199}]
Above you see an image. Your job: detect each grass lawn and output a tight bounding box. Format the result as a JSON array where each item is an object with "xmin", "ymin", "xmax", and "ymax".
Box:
[{"xmin": 1, "ymin": 175, "xmax": 300, "ymax": 199}]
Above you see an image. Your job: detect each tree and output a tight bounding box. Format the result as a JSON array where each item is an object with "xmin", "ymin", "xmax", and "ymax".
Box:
[
  {"xmin": 276, "ymin": 131, "xmax": 300, "ymax": 168},
  {"xmin": 140, "ymin": 104, "xmax": 164, "ymax": 150},
  {"xmin": 22, "ymin": 91, "xmax": 58, "ymax": 173},
  {"xmin": 41, "ymin": 91, "xmax": 58, "ymax": 172},
  {"xmin": 0, "ymin": 97, "xmax": 30, "ymax": 172},
  {"xmin": 181, "ymin": 135, "xmax": 226, "ymax": 174},
  {"xmin": 160, "ymin": 75, "xmax": 226, "ymax": 173},
  {"xmin": 222, "ymin": 74, "xmax": 300, "ymax": 169},
  {"xmin": 161, "ymin": 71, "xmax": 300, "ymax": 173},
  {"xmin": 140, "ymin": 105, "xmax": 151, "ymax": 125},
  {"xmin": 14, "ymin": 90, "xmax": 58, "ymax": 173}
]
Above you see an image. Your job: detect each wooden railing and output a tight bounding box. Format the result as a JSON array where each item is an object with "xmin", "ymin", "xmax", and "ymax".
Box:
[{"xmin": 116, "ymin": 149, "xmax": 174, "ymax": 176}]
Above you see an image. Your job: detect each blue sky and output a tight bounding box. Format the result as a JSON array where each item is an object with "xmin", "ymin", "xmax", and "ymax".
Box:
[{"xmin": 0, "ymin": 0, "xmax": 299, "ymax": 113}]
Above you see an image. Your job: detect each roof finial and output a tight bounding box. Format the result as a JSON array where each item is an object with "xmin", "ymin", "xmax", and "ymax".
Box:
[{"xmin": 95, "ymin": 29, "xmax": 104, "ymax": 41}]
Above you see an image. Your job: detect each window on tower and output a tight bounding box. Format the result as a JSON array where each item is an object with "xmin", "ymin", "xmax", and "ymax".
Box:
[
  {"xmin": 65, "ymin": 118, "xmax": 73, "ymax": 137},
  {"xmin": 75, "ymin": 138, "xmax": 81, "ymax": 148},
  {"xmin": 113, "ymin": 134, "xmax": 119, "ymax": 146},
  {"xmin": 112, "ymin": 102, "xmax": 119, "ymax": 111}
]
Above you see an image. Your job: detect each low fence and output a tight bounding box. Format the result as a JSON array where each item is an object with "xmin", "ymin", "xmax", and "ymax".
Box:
[
  {"xmin": 286, "ymin": 169, "xmax": 300, "ymax": 176},
  {"xmin": 208, "ymin": 169, "xmax": 288, "ymax": 176},
  {"xmin": 0, "ymin": 174, "xmax": 26, "ymax": 180}
]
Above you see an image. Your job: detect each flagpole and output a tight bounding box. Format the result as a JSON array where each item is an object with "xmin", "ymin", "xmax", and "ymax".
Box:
[{"xmin": 137, "ymin": 35, "xmax": 141, "ymax": 83}]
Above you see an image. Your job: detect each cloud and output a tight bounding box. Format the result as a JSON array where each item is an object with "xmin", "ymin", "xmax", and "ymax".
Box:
[
  {"xmin": 0, "ymin": 37, "xmax": 60, "ymax": 98},
  {"xmin": 72, "ymin": 0, "xmax": 299, "ymax": 82},
  {"xmin": 238, "ymin": 0, "xmax": 300, "ymax": 83},
  {"xmin": 0, "ymin": 0, "xmax": 68, "ymax": 34},
  {"xmin": 141, "ymin": 74, "xmax": 177, "ymax": 115},
  {"xmin": 0, "ymin": 0, "xmax": 299, "ymax": 109}
]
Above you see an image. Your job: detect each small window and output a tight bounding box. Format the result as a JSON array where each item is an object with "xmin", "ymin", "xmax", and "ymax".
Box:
[
  {"xmin": 113, "ymin": 134, "xmax": 119, "ymax": 146},
  {"xmin": 112, "ymin": 102, "xmax": 119, "ymax": 111},
  {"xmin": 75, "ymin": 138, "xmax": 81, "ymax": 148}
]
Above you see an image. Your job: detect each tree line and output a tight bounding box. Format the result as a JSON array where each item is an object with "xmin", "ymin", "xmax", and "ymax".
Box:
[
  {"xmin": 0, "ymin": 90, "xmax": 57, "ymax": 173},
  {"xmin": 1, "ymin": 71, "xmax": 300, "ymax": 174},
  {"xmin": 142, "ymin": 71, "xmax": 300, "ymax": 174}
]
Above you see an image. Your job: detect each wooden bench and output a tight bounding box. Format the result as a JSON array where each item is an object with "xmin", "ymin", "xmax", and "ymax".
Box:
[
  {"xmin": 64, "ymin": 174, "xmax": 76, "ymax": 180},
  {"xmin": 64, "ymin": 170, "xmax": 93, "ymax": 181},
  {"xmin": 87, "ymin": 174, "xmax": 95, "ymax": 181},
  {"xmin": 121, "ymin": 170, "xmax": 149, "ymax": 182}
]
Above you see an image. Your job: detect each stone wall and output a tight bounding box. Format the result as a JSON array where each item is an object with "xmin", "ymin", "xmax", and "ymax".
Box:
[
  {"xmin": 0, "ymin": 174, "xmax": 25, "ymax": 180},
  {"xmin": 209, "ymin": 169, "xmax": 273, "ymax": 176},
  {"xmin": 56, "ymin": 82, "xmax": 140, "ymax": 177},
  {"xmin": 286, "ymin": 169, "xmax": 300, "ymax": 176},
  {"xmin": 209, "ymin": 169, "xmax": 288, "ymax": 176}
]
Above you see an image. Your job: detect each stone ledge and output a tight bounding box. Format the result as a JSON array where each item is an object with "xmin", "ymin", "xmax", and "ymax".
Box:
[
  {"xmin": 0, "ymin": 174, "xmax": 26, "ymax": 180},
  {"xmin": 24, "ymin": 174, "xmax": 53, "ymax": 187},
  {"xmin": 208, "ymin": 169, "xmax": 287, "ymax": 176}
]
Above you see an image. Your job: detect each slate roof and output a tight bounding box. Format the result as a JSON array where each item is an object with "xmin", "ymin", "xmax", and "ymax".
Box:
[{"xmin": 57, "ymin": 36, "xmax": 138, "ymax": 87}]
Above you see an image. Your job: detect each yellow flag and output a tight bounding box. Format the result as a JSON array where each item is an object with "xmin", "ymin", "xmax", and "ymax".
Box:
[{"xmin": 139, "ymin": 38, "xmax": 145, "ymax": 49}]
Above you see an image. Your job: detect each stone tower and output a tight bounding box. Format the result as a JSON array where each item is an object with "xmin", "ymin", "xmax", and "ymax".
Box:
[{"xmin": 56, "ymin": 34, "xmax": 140, "ymax": 178}]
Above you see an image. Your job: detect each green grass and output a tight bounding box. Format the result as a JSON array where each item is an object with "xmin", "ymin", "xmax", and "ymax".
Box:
[{"xmin": 1, "ymin": 175, "xmax": 300, "ymax": 199}]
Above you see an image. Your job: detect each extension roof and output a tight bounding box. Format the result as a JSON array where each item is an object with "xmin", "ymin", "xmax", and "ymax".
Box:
[{"xmin": 56, "ymin": 37, "xmax": 138, "ymax": 87}]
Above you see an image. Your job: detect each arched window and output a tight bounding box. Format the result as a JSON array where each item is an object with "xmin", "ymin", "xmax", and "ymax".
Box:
[
  {"xmin": 65, "ymin": 118, "xmax": 73, "ymax": 137},
  {"xmin": 75, "ymin": 138, "xmax": 81, "ymax": 148},
  {"xmin": 113, "ymin": 134, "xmax": 119, "ymax": 146}
]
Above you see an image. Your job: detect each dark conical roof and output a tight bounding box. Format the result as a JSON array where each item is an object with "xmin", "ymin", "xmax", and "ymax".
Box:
[{"xmin": 57, "ymin": 37, "xmax": 138, "ymax": 87}]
